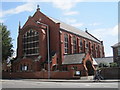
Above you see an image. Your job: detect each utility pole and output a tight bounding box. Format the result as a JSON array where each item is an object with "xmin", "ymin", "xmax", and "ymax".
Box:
[{"xmin": 37, "ymin": 21, "xmax": 50, "ymax": 79}]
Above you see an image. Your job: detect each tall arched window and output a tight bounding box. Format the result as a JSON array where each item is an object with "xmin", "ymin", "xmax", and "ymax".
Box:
[
  {"xmin": 73, "ymin": 36, "xmax": 76, "ymax": 53},
  {"xmin": 86, "ymin": 41, "xmax": 88, "ymax": 52},
  {"xmin": 80, "ymin": 39, "xmax": 83, "ymax": 52},
  {"xmin": 64, "ymin": 34, "xmax": 68, "ymax": 54},
  {"xmin": 88, "ymin": 42, "xmax": 91, "ymax": 53},
  {"xmin": 22, "ymin": 29, "xmax": 39, "ymax": 56}
]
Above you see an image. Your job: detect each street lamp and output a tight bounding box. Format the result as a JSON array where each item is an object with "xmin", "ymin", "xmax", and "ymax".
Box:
[{"xmin": 36, "ymin": 21, "xmax": 50, "ymax": 79}]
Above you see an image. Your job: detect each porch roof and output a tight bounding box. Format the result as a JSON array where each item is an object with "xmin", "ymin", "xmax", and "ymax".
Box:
[
  {"xmin": 62, "ymin": 53, "xmax": 85, "ymax": 65},
  {"xmin": 62, "ymin": 53, "xmax": 98, "ymax": 65}
]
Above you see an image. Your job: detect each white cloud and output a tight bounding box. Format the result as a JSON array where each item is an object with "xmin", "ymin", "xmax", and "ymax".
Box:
[
  {"xmin": 111, "ymin": 24, "xmax": 118, "ymax": 36},
  {"xmin": 62, "ymin": 18, "xmax": 84, "ymax": 28},
  {"xmin": 89, "ymin": 25, "xmax": 118, "ymax": 57},
  {"xmin": 1, "ymin": 0, "xmax": 119, "ymax": 2},
  {"xmin": 51, "ymin": 0, "xmax": 81, "ymax": 10},
  {"xmin": 0, "ymin": 11, "xmax": 2, "ymax": 18},
  {"xmin": 64, "ymin": 18, "xmax": 77, "ymax": 23},
  {"xmin": 64, "ymin": 11, "xmax": 79, "ymax": 16},
  {"xmin": 1, "ymin": 3, "xmax": 36, "ymax": 18},
  {"xmin": 105, "ymin": 50, "xmax": 113, "ymax": 57},
  {"xmin": 0, "ymin": 19, "xmax": 4, "ymax": 23},
  {"xmin": 71, "ymin": 23, "xmax": 84, "ymax": 27},
  {"xmin": 89, "ymin": 23, "xmax": 101, "ymax": 26},
  {"xmin": 90, "ymin": 25, "xmax": 118, "ymax": 40},
  {"xmin": 51, "ymin": 0, "xmax": 81, "ymax": 16}
]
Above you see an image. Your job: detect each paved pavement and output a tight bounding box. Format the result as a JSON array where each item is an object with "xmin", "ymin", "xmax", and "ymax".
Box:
[
  {"xmin": 1, "ymin": 79, "xmax": 120, "ymax": 88},
  {"xmin": 5, "ymin": 78, "xmax": 119, "ymax": 83},
  {"xmin": 1, "ymin": 79, "xmax": 120, "ymax": 83},
  {"xmin": 0, "ymin": 79, "xmax": 120, "ymax": 82}
]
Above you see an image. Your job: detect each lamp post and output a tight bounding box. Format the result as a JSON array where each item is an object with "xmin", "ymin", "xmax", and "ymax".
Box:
[{"xmin": 37, "ymin": 21, "xmax": 50, "ymax": 79}]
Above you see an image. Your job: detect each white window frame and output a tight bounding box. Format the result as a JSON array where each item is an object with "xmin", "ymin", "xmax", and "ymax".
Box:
[{"xmin": 22, "ymin": 65, "xmax": 28, "ymax": 71}]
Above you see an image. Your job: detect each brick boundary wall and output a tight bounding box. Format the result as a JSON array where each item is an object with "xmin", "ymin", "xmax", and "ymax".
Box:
[
  {"xmin": 2, "ymin": 71, "xmax": 75, "ymax": 79},
  {"xmin": 3, "ymin": 68, "xmax": 120, "ymax": 79},
  {"xmin": 100, "ymin": 67, "xmax": 120, "ymax": 79}
]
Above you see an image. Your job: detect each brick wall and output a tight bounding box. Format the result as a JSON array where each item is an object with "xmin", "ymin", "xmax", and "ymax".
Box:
[
  {"xmin": 100, "ymin": 67, "xmax": 120, "ymax": 79},
  {"xmin": 60, "ymin": 30, "xmax": 105, "ymax": 59},
  {"xmin": 2, "ymin": 71, "xmax": 75, "ymax": 79}
]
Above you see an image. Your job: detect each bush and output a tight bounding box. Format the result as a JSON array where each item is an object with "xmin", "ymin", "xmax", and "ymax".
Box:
[
  {"xmin": 109, "ymin": 62, "xmax": 118, "ymax": 67},
  {"xmin": 98, "ymin": 62, "xmax": 109, "ymax": 68}
]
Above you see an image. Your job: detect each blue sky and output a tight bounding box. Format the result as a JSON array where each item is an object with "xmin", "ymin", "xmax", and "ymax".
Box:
[{"xmin": 1, "ymin": 1, "xmax": 118, "ymax": 57}]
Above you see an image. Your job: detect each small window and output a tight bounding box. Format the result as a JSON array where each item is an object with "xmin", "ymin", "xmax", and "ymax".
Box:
[
  {"xmin": 62, "ymin": 66, "xmax": 68, "ymax": 71},
  {"xmin": 20, "ymin": 64, "xmax": 22, "ymax": 71},
  {"xmin": 31, "ymin": 65, "xmax": 32, "ymax": 70},
  {"xmin": 92, "ymin": 45, "xmax": 93, "ymax": 48},
  {"xmin": 96, "ymin": 47, "xmax": 98, "ymax": 50},
  {"xmin": 25, "ymin": 33, "xmax": 27, "ymax": 37},
  {"xmin": 80, "ymin": 40, "xmax": 82, "ymax": 46},
  {"xmin": 73, "ymin": 66, "xmax": 77, "ymax": 70},
  {"xmin": 22, "ymin": 65, "xmax": 28, "ymax": 71},
  {"xmin": 86, "ymin": 41, "xmax": 88, "ymax": 48}
]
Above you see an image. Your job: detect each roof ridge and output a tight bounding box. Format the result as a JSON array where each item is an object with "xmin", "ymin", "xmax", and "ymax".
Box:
[
  {"xmin": 85, "ymin": 30, "xmax": 101, "ymax": 42},
  {"xmin": 49, "ymin": 16, "xmax": 83, "ymax": 31}
]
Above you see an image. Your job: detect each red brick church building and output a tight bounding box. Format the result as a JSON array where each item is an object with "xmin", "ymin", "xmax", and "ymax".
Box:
[{"xmin": 12, "ymin": 6, "xmax": 105, "ymax": 78}]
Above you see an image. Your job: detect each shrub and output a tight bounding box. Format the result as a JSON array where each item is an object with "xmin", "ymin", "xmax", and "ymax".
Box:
[
  {"xmin": 98, "ymin": 62, "xmax": 109, "ymax": 68},
  {"xmin": 109, "ymin": 62, "xmax": 118, "ymax": 67}
]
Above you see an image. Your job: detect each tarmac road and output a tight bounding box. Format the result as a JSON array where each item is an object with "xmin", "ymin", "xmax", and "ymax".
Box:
[{"xmin": 1, "ymin": 79, "xmax": 119, "ymax": 88}]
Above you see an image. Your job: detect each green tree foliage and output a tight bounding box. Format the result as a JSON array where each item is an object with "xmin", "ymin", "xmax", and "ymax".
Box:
[
  {"xmin": 1, "ymin": 23, "xmax": 14, "ymax": 63},
  {"xmin": 98, "ymin": 62, "xmax": 109, "ymax": 68},
  {"xmin": 109, "ymin": 62, "xmax": 118, "ymax": 67}
]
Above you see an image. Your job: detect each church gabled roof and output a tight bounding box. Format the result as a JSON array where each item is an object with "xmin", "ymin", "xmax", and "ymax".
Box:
[
  {"xmin": 49, "ymin": 17, "xmax": 101, "ymax": 43},
  {"xmin": 21, "ymin": 7, "xmax": 102, "ymax": 44},
  {"xmin": 62, "ymin": 53, "xmax": 98, "ymax": 65}
]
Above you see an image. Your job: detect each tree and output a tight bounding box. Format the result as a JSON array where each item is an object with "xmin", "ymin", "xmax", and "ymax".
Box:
[
  {"xmin": 109, "ymin": 62, "xmax": 118, "ymax": 67},
  {"xmin": 1, "ymin": 23, "xmax": 14, "ymax": 63},
  {"xmin": 98, "ymin": 62, "xmax": 109, "ymax": 68}
]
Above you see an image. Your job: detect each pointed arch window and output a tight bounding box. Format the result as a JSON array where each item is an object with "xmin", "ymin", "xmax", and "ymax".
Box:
[
  {"xmin": 80, "ymin": 39, "xmax": 83, "ymax": 51},
  {"xmin": 64, "ymin": 34, "xmax": 68, "ymax": 54},
  {"xmin": 73, "ymin": 36, "xmax": 76, "ymax": 53},
  {"xmin": 22, "ymin": 29, "xmax": 39, "ymax": 56}
]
